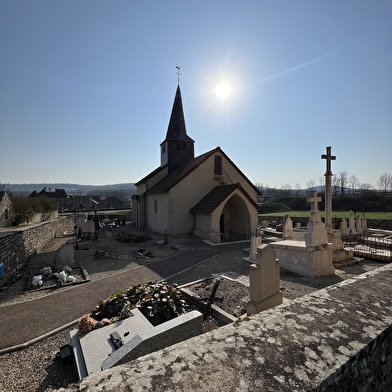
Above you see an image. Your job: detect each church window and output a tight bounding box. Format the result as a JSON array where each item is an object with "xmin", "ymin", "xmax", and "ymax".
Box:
[
  {"xmin": 5, "ymin": 208, "xmax": 8, "ymax": 220},
  {"xmin": 176, "ymin": 143, "xmax": 181, "ymax": 151},
  {"xmin": 182, "ymin": 143, "xmax": 186, "ymax": 150},
  {"xmin": 154, "ymin": 199, "xmax": 158, "ymax": 214},
  {"xmin": 214, "ymin": 155, "xmax": 222, "ymax": 175},
  {"xmin": 162, "ymin": 145, "xmax": 166, "ymax": 154}
]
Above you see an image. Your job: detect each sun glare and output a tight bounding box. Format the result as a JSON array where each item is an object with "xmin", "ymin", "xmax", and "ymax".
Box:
[{"xmin": 215, "ymin": 82, "xmax": 231, "ymax": 100}]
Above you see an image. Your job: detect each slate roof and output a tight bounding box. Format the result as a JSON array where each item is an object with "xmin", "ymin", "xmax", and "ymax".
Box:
[
  {"xmin": 138, "ymin": 146, "xmax": 262, "ymax": 197},
  {"xmin": 190, "ymin": 183, "xmax": 261, "ymax": 214},
  {"xmin": 161, "ymin": 85, "xmax": 194, "ymax": 144}
]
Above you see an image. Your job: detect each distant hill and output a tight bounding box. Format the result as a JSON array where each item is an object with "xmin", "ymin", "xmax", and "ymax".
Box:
[{"xmin": 3, "ymin": 183, "xmax": 137, "ymax": 198}]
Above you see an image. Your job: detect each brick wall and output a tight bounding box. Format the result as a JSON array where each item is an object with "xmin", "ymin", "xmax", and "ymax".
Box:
[{"xmin": 0, "ymin": 217, "xmax": 74, "ymax": 286}]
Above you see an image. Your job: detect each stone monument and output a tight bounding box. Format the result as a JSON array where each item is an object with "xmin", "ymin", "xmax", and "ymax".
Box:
[
  {"xmin": 283, "ymin": 215, "xmax": 294, "ymax": 240},
  {"xmin": 247, "ymin": 244, "xmax": 282, "ymax": 315},
  {"xmin": 271, "ymin": 191, "xmax": 335, "ymax": 277}
]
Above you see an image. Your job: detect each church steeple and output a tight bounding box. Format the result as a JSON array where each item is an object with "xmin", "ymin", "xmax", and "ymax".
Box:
[{"xmin": 160, "ymin": 84, "xmax": 195, "ymax": 172}]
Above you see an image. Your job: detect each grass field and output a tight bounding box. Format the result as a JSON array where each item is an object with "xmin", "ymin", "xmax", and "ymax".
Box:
[{"xmin": 259, "ymin": 211, "xmax": 392, "ymax": 220}]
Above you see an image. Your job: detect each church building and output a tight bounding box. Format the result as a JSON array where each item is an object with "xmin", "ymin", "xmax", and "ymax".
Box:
[{"xmin": 132, "ymin": 85, "xmax": 261, "ymax": 243}]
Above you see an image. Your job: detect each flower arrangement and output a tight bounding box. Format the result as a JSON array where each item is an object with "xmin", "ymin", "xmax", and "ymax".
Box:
[{"xmin": 77, "ymin": 281, "xmax": 191, "ymax": 334}]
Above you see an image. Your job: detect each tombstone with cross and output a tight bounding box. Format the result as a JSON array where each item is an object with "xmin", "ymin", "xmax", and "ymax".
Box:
[{"xmin": 305, "ymin": 191, "xmax": 328, "ymax": 247}]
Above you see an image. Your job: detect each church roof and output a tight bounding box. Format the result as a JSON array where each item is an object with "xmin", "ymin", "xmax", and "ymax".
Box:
[
  {"xmin": 142, "ymin": 146, "xmax": 261, "ymax": 197},
  {"xmin": 190, "ymin": 183, "xmax": 260, "ymax": 214},
  {"xmin": 161, "ymin": 85, "xmax": 194, "ymax": 144}
]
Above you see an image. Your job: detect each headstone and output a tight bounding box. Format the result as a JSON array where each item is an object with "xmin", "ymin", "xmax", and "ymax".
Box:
[
  {"xmin": 249, "ymin": 236, "xmax": 262, "ymax": 261},
  {"xmin": 362, "ymin": 213, "xmax": 368, "ymax": 232},
  {"xmin": 261, "ymin": 220, "xmax": 269, "ymax": 228},
  {"xmin": 305, "ymin": 191, "xmax": 328, "ymax": 247},
  {"xmin": 340, "ymin": 218, "xmax": 348, "ymax": 235},
  {"xmin": 283, "ymin": 215, "xmax": 293, "ymax": 240},
  {"xmin": 247, "ymin": 244, "xmax": 282, "ymax": 315},
  {"xmin": 348, "ymin": 210, "xmax": 356, "ymax": 235},
  {"xmin": 55, "ymin": 242, "xmax": 75, "ymax": 270},
  {"xmin": 355, "ymin": 216, "xmax": 363, "ymax": 234},
  {"xmin": 71, "ymin": 309, "xmax": 203, "ymax": 380}
]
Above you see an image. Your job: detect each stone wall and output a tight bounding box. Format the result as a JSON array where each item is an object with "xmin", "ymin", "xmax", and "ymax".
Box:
[
  {"xmin": 0, "ymin": 217, "xmax": 74, "ymax": 286},
  {"xmin": 259, "ymin": 215, "xmax": 392, "ymax": 231},
  {"xmin": 60, "ymin": 263, "xmax": 392, "ymax": 391}
]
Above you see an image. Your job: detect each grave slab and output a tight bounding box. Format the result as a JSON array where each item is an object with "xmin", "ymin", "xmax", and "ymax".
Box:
[{"xmin": 71, "ymin": 308, "xmax": 203, "ymax": 380}]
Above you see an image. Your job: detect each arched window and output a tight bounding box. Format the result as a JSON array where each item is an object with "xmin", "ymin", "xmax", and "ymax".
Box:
[
  {"xmin": 4, "ymin": 208, "xmax": 8, "ymax": 220},
  {"xmin": 154, "ymin": 199, "xmax": 158, "ymax": 214}
]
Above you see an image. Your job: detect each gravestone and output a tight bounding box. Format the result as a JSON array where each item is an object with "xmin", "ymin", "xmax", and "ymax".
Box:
[
  {"xmin": 340, "ymin": 218, "xmax": 348, "ymax": 235},
  {"xmin": 355, "ymin": 215, "xmax": 363, "ymax": 234},
  {"xmin": 305, "ymin": 192, "xmax": 328, "ymax": 247},
  {"xmin": 55, "ymin": 242, "xmax": 75, "ymax": 270},
  {"xmin": 247, "ymin": 244, "xmax": 282, "ymax": 315},
  {"xmin": 362, "ymin": 213, "xmax": 368, "ymax": 232},
  {"xmin": 271, "ymin": 191, "xmax": 334, "ymax": 277},
  {"xmin": 71, "ymin": 308, "xmax": 203, "ymax": 380},
  {"xmin": 283, "ymin": 215, "xmax": 294, "ymax": 240},
  {"xmin": 249, "ymin": 236, "xmax": 262, "ymax": 261},
  {"xmin": 349, "ymin": 210, "xmax": 357, "ymax": 235}
]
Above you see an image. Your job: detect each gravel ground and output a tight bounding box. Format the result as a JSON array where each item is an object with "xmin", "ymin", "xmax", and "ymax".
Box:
[{"xmin": 0, "ymin": 224, "xmax": 384, "ymax": 392}]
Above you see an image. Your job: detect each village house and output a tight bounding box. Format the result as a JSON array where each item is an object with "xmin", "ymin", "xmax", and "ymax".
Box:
[{"xmin": 132, "ymin": 85, "xmax": 261, "ymax": 243}]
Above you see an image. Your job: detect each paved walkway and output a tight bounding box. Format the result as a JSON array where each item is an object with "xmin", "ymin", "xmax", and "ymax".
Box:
[{"xmin": 0, "ymin": 239, "xmax": 244, "ymax": 352}]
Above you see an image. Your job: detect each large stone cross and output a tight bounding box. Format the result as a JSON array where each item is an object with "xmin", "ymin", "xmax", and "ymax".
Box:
[
  {"xmin": 306, "ymin": 191, "xmax": 321, "ymax": 212},
  {"xmin": 321, "ymin": 146, "xmax": 336, "ymax": 235},
  {"xmin": 321, "ymin": 146, "xmax": 336, "ymax": 175}
]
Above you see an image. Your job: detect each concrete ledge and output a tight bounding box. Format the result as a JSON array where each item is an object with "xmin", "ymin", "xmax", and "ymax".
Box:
[{"xmin": 60, "ymin": 264, "xmax": 392, "ymax": 391}]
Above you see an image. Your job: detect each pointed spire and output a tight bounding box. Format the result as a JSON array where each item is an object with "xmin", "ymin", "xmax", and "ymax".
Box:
[
  {"xmin": 160, "ymin": 84, "xmax": 195, "ymax": 172},
  {"xmin": 165, "ymin": 85, "xmax": 188, "ymax": 141}
]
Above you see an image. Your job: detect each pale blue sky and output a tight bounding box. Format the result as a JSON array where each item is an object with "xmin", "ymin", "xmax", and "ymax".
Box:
[{"xmin": 1, "ymin": 1, "xmax": 391, "ymax": 189}]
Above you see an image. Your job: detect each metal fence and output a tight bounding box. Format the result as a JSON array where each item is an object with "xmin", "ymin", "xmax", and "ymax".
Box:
[{"xmin": 341, "ymin": 234, "xmax": 392, "ymax": 262}]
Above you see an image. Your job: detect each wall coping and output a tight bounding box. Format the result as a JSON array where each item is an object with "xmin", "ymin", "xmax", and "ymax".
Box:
[{"xmin": 61, "ymin": 263, "xmax": 392, "ymax": 391}]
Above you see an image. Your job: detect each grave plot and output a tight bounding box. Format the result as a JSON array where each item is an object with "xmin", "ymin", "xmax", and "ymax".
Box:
[
  {"xmin": 25, "ymin": 266, "xmax": 90, "ymax": 291},
  {"xmin": 70, "ymin": 281, "xmax": 203, "ymax": 379},
  {"xmin": 180, "ymin": 275, "xmax": 249, "ymax": 324}
]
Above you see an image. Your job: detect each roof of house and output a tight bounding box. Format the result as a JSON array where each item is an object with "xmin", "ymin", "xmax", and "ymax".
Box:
[{"xmin": 190, "ymin": 183, "xmax": 260, "ymax": 214}]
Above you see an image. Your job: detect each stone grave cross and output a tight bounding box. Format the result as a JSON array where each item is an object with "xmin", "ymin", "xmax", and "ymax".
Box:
[
  {"xmin": 322, "ymin": 146, "xmax": 336, "ymax": 235},
  {"xmin": 306, "ymin": 191, "xmax": 322, "ymax": 213},
  {"xmin": 305, "ymin": 191, "xmax": 328, "ymax": 247}
]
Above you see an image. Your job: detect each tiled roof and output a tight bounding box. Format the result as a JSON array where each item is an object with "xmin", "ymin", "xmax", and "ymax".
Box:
[
  {"xmin": 144, "ymin": 149, "xmax": 216, "ymax": 194},
  {"xmin": 190, "ymin": 183, "xmax": 260, "ymax": 214}
]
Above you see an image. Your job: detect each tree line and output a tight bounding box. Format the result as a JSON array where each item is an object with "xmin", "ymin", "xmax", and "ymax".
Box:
[{"xmin": 255, "ymin": 172, "xmax": 392, "ymax": 197}]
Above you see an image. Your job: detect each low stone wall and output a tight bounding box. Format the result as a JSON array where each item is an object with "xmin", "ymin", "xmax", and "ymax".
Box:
[
  {"xmin": 0, "ymin": 217, "xmax": 74, "ymax": 286},
  {"xmin": 259, "ymin": 215, "xmax": 392, "ymax": 231},
  {"xmin": 60, "ymin": 263, "xmax": 392, "ymax": 391}
]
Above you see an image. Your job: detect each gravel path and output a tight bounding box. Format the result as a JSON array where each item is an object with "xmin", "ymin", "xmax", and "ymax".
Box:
[{"xmin": 0, "ymin": 224, "xmax": 384, "ymax": 392}]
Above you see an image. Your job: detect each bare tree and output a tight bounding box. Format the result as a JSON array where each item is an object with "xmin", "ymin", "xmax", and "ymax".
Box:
[
  {"xmin": 349, "ymin": 175, "xmax": 359, "ymax": 195},
  {"xmin": 254, "ymin": 182, "xmax": 263, "ymax": 193},
  {"xmin": 294, "ymin": 183, "xmax": 301, "ymax": 197},
  {"xmin": 339, "ymin": 171, "xmax": 348, "ymax": 195},
  {"xmin": 281, "ymin": 184, "xmax": 292, "ymax": 196},
  {"xmin": 332, "ymin": 174, "xmax": 340, "ymax": 196},
  {"xmin": 318, "ymin": 176, "xmax": 325, "ymax": 196},
  {"xmin": 377, "ymin": 173, "xmax": 392, "ymax": 195},
  {"xmin": 306, "ymin": 180, "xmax": 316, "ymax": 192},
  {"xmin": 359, "ymin": 183, "xmax": 373, "ymax": 194}
]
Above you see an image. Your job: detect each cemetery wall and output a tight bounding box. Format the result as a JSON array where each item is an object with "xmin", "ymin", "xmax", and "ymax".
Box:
[
  {"xmin": 259, "ymin": 215, "xmax": 392, "ymax": 231},
  {"xmin": 66, "ymin": 263, "xmax": 392, "ymax": 391},
  {"xmin": 0, "ymin": 217, "xmax": 74, "ymax": 286}
]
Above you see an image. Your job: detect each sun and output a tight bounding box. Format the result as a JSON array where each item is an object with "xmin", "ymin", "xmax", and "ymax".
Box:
[{"xmin": 215, "ymin": 82, "xmax": 231, "ymax": 100}]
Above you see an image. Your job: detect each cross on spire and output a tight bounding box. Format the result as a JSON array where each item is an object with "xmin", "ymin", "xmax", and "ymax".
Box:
[
  {"xmin": 307, "ymin": 191, "xmax": 322, "ymax": 212},
  {"xmin": 321, "ymin": 146, "xmax": 336, "ymax": 175},
  {"xmin": 176, "ymin": 66, "xmax": 181, "ymax": 84}
]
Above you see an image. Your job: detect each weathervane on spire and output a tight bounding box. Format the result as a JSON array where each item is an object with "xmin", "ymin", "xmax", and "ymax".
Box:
[{"xmin": 176, "ymin": 66, "xmax": 181, "ymax": 84}]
